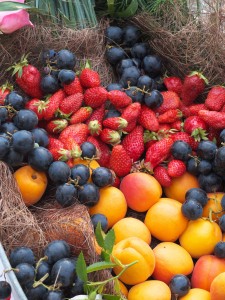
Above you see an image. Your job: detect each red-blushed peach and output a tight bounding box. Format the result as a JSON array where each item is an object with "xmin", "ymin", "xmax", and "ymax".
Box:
[{"xmin": 210, "ymin": 272, "xmax": 225, "ymax": 300}]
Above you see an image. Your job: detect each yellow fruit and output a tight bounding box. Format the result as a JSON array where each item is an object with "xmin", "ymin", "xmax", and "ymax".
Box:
[{"xmin": 180, "ymin": 288, "xmax": 211, "ymax": 300}]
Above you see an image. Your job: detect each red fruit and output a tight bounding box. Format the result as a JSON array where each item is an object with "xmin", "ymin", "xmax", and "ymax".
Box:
[
  {"xmin": 171, "ymin": 131, "xmax": 192, "ymax": 145},
  {"xmin": 163, "ymin": 76, "xmax": 183, "ymax": 95},
  {"xmin": 167, "ymin": 159, "xmax": 186, "ymax": 177},
  {"xmin": 46, "ymin": 119, "xmax": 68, "ymax": 134},
  {"xmin": 198, "ymin": 110, "xmax": 225, "ymax": 129},
  {"xmin": 96, "ymin": 138, "xmax": 111, "ymax": 168},
  {"xmin": 25, "ymin": 98, "xmax": 46, "ymax": 120},
  {"xmin": 138, "ymin": 105, "xmax": 159, "ymax": 131},
  {"xmin": 86, "ymin": 104, "xmax": 105, "ymax": 125},
  {"xmin": 59, "ymin": 92, "xmax": 83, "ymax": 115},
  {"xmin": 145, "ymin": 137, "xmax": 173, "ymax": 169},
  {"xmin": 108, "ymin": 90, "xmax": 132, "ymax": 108},
  {"xmin": 158, "ymin": 109, "xmax": 181, "ymax": 123},
  {"xmin": 158, "ymin": 124, "xmax": 171, "ymax": 132},
  {"xmin": 112, "ymin": 175, "xmax": 120, "ymax": 188},
  {"xmin": 103, "ymin": 117, "xmax": 128, "ymax": 130},
  {"xmin": 63, "ymin": 77, "xmax": 83, "ymax": 95},
  {"xmin": 0, "ymin": 82, "xmax": 13, "ymax": 105},
  {"xmin": 123, "ymin": 120, "xmax": 137, "ymax": 133},
  {"xmin": 205, "ymin": 86, "xmax": 225, "ymax": 111},
  {"xmin": 109, "ymin": 145, "xmax": 132, "ymax": 177},
  {"xmin": 99, "ymin": 128, "xmax": 121, "ymax": 145},
  {"xmin": 122, "ymin": 125, "xmax": 144, "ymax": 162},
  {"xmin": 88, "ymin": 120, "xmax": 102, "ymax": 136},
  {"xmin": 155, "ymin": 91, "xmax": 181, "ymax": 114},
  {"xmin": 183, "ymin": 115, "xmax": 208, "ymax": 137},
  {"xmin": 188, "ymin": 103, "xmax": 207, "ymax": 116},
  {"xmin": 181, "ymin": 71, "xmax": 208, "ymax": 106},
  {"xmin": 121, "ymin": 102, "xmax": 141, "ymax": 123},
  {"xmin": 171, "ymin": 120, "xmax": 183, "ymax": 131},
  {"xmin": 84, "ymin": 87, "xmax": 108, "ymax": 108},
  {"xmin": 61, "ymin": 137, "xmax": 82, "ymax": 160},
  {"xmin": 153, "ymin": 165, "xmax": 172, "ymax": 187},
  {"xmin": 70, "ymin": 106, "xmax": 93, "ymax": 125},
  {"xmin": 79, "ymin": 68, "xmax": 101, "ymax": 88},
  {"xmin": 59, "ymin": 123, "xmax": 89, "ymax": 145},
  {"xmin": 208, "ymin": 127, "xmax": 221, "ymax": 143},
  {"xmin": 48, "ymin": 137, "xmax": 65, "ymax": 161},
  {"xmin": 11, "ymin": 56, "xmax": 42, "ymax": 98},
  {"xmin": 43, "ymin": 89, "xmax": 66, "ymax": 121}
]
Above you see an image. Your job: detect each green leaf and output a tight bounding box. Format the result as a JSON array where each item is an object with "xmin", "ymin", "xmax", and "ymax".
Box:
[
  {"xmin": 100, "ymin": 250, "xmax": 111, "ymax": 262},
  {"xmin": 95, "ymin": 222, "xmax": 105, "ymax": 249},
  {"xmin": 104, "ymin": 229, "xmax": 115, "ymax": 254},
  {"xmin": 76, "ymin": 252, "xmax": 88, "ymax": 283},
  {"xmin": 102, "ymin": 295, "xmax": 122, "ymax": 300},
  {"xmin": 0, "ymin": 1, "xmax": 31, "ymax": 11},
  {"xmin": 86, "ymin": 261, "xmax": 117, "ymax": 273},
  {"xmin": 88, "ymin": 290, "xmax": 97, "ymax": 300},
  {"xmin": 115, "ymin": 0, "xmax": 138, "ymax": 18},
  {"xmin": 114, "ymin": 278, "xmax": 121, "ymax": 295}
]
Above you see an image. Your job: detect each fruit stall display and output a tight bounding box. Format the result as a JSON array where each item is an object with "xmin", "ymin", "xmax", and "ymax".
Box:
[{"xmin": 1, "ymin": 19, "xmax": 225, "ymax": 300}]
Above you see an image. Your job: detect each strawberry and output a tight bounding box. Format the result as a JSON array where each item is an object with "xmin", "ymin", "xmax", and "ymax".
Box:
[
  {"xmin": 99, "ymin": 128, "xmax": 121, "ymax": 145},
  {"xmin": 123, "ymin": 120, "xmax": 137, "ymax": 133},
  {"xmin": 153, "ymin": 165, "xmax": 172, "ymax": 187},
  {"xmin": 171, "ymin": 120, "xmax": 183, "ymax": 131},
  {"xmin": 79, "ymin": 68, "xmax": 101, "ymax": 88},
  {"xmin": 46, "ymin": 119, "xmax": 68, "ymax": 134},
  {"xmin": 108, "ymin": 90, "xmax": 132, "ymax": 108},
  {"xmin": 138, "ymin": 105, "xmax": 159, "ymax": 131},
  {"xmin": 145, "ymin": 137, "xmax": 173, "ymax": 169},
  {"xmin": 84, "ymin": 87, "xmax": 108, "ymax": 108},
  {"xmin": 158, "ymin": 124, "xmax": 171, "ymax": 132},
  {"xmin": 183, "ymin": 115, "xmax": 208, "ymax": 141},
  {"xmin": 163, "ymin": 76, "xmax": 183, "ymax": 95},
  {"xmin": 121, "ymin": 102, "xmax": 141, "ymax": 123},
  {"xmin": 198, "ymin": 110, "xmax": 225, "ymax": 129},
  {"xmin": 96, "ymin": 138, "xmax": 111, "ymax": 168},
  {"xmin": 109, "ymin": 145, "xmax": 132, "ymax": 177},
  {"xmin": 0, "ymin": 82, "xmax": 13, "ymax": 105},
  {"xmin": 103, "ymin": 117, "xmax": 128, "ymax": 131},
  {"xmin": 25, "ymin": 98, "xmax": 46, "ymax": 120},
  {"xmin": 167, "ymin": 159, "xmax": 186, "ymax": 177},
  {"xmin": 179, "ymin": 102, "xmax": 191, "ymax": 118},
  {"xmin": 47, "ymin": 137, "xmax": 66, "ymax": 161},
  {"xmin": 122, "ymin": 125, "xmax": 144, "ymax": 162},
  {"xmin": 155, "ymin": 91, "xmax": 181, "ymax": 114},
  {"xmin": 61, "ymin": 136, "xmax": 82, "ymax": 159},
  {"xmin": 59, "ymin": 123, "xmax": 89, "ymax": 145},
  {"xmin": 70, "ymin": 106, "xmax": 92, "ymax": 125},
  {"xmin": 158, "ymin": 109, "xmax": 181, "ymax": 123},
  {"xmin": 171, "ymin": 131, "xmax": 192, "ymax": 145},
  {"xmin": 43, "ymin": 89, "xmax": 66, "ymax": 121},
  {"xmin": 188, "ymin": 103, "xmax": 207, "ymax": 116},
  {"xmin": 63, "ymin": 77, "xmax": 83, "ymax": 95},
  {"xmin": 86, "ymin": 104, "xmax": 105, "ymax": 125},
  {"xmin": 205, "ymin": 86, "xmax": 225, "ymax": 111},
  {"xmin": 181, "ymin": 71, "xmax": 208, "ymax": 106},
  {"xmin": 112, "ymin": 175, "xmax": 120, "ymax": 188},
  {"xmin": 11, "ymin": 55, "xmax": 42, "ymax": 98},
  {"xmin": 58, "ymin": 93, "xmax": 83, "ymax": 116},
  {"xmin": 88, "ymin": 120, "xmax": 102, "ymax": 136},
  {"xmin": 207, "ymin": 127, "xmax": 221, "ymax": 143}
]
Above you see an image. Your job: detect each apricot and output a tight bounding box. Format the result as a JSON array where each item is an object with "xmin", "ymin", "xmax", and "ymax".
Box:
[
  {"xmin": 203, "ymin": 192, "xmax": 225, "ymax": 221},
  {"xmin": 180, "ymin": 288, "xmax": 211, "ymax": 300},
  {"xmin": 210, "ymin": 272, "xmax": 225, "ymax": 300}
]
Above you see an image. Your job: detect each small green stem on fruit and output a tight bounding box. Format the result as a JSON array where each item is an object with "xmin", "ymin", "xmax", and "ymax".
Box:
[
  {"xmin": 35, "ymin": 256, "xmax": 48, "ymax": 274},
  {"xmin": 33, "ymin": 273, "xmax": 49, "ymax": 288},
  {"xmin": 208, "ymin": 208, "xmax": 214, "ymax": 222}
]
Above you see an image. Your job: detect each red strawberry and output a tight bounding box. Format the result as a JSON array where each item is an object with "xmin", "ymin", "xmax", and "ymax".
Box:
[
  {"xmin": 122, "ymin": 125, "xmax": 144, "ymax": 162},
  {"xmin": 109, "ymin": 145, "xmax": 132, "ymax": 177},
  {"xmin": 112, "ymin": 175, "xmax": 120, "ymax": 188},
  {"xmin": 96, "ymin": 138, "xmax": 111, "ymax": 168},
  {"xmin": 25, "ymin": 98, "xmax": 46, "ymax": 120},
  {"xmin": 84, "ymin": 87, "xmax": 108, "ymax": 108},
  {"xmin": 171, "ymin": 131, "xmax": 192, "ymax": 145},
  {"xmin": 0, "ymin": 82, "xmax": 13, "ymax": 105},
  {"xmin": 59, "ymin": 93, "xmax": 83, "ymax": 116},
  {"xmin": 86, "ymin": 104, "xmax": 105, "ymax": 125},
  {"xmin": 88, "ymin": 120, "xmax": 102, "ymax": 136},
  {"xmin": 158, "ymin": 109, "xmax": 181, "ymax": 123},
  {"xmin": 205, "ymin": 86, "xmax": 225, "ymax": 111},
  {"xmin": 43, "ymin": 89, "xmax": 66, "ymax": 120},
  {"xmin": 100, "ymin": 128, "xmax": 121, "ymax": 145},
  {"xmin": 221, "ymin": 104, "xmax": 225, "ymax": 112},
  {"xmin": 123, "ymin": 120, "xmax": 137, "ymax": 133},
  {"xmin": 59, "ymin": 123, "xmax": 89, "ymax": 145},
  {"xmin": 208, "ymin": 127, "xmax": 221, "ymax": 143},
  {"xmin": 11, "ymin": 55, "xmax": 42, "ymax": 98},
  {"xmin": 153, "ymin": 165, "xmax": 172, "ymax": 187},
  {"xmin": 138, "ymin": 105, "xmax": 159, "ymax": 131},
  {"xmin": 79, "ymin": 68, "xmax": 101, "ymax": 88},
  {"xmin": 47, "ymin": 137, "xmax": 66, "ymax": 161},
  {"xmin": 171, "ymin": 120, "xmax": 183, "ymax": 131},
  {"xmin": 183, "ymin": 115, "xmax": 208, "ymax": 139},
  {"xmin": 155, "ymin": 91, "xmax": 181, "ymax": 114},
  {"xmin": 121, "ymin": 102, "xmax": 141, "ymax": 123},
  {"xmin": 167, "ymin": 159, "xmax": 186, "ymax": 177},
  {"xmin": 145, "ymin": 137, "xmax": 173, "ymax": 169},
  {"xmin": 188, "ymin": 103, "xmax": 207, "ymax": 116},
  {"xmin": 198, "ymin": 110, "xmax": 225, "ymax": 129},
  {"xmin": 181, "ymin": 72, "xmax": 208, "ymax": 106},
  {"xmin": 46, "ymin": 119, "xmax": 68, "ymax": 134},
  {"xmin": 158, "ymin": 124, "xmax": 171, "ymax": 132},
  {"xmin": 63, "ymin": 77, "xmax": 83, "ymax": 95},
  {"xmin": 179, "ymin": 102, "xmax": 191, "ymax": 118},
  {"xmin": 163, "ymin": 76, "xmax": 183, "ymax": 95},
  {"xmin": 61, "ymin": 136, "xmax": 82, "ymax": 159},
  {"xmin": 103, "ymin": 117, "xmax": 128, "ymax": 130},
  {"xmin": 70, "ymin": 106, "xmax": 93, "ymax": 125},
  {"xmin": 108, "ymin": 90, "xmax": 132, "ymax": 108}
]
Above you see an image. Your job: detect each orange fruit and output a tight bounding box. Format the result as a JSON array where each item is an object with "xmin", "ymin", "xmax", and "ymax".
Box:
[
  {"xmin": 13, "ymin": 165, "xmax": 48, "ymax": 206},
  {"xmin": 180, "ymin": 288, "xmax": 211, "ymax": 300},
  {"xmin": 112, "ymin": 237, "xmax": 155, "ymax": 285},
  {"xmin": 89, "ymin": 186, "xmax": 127, "ymax": 228},
  {"xmin": 144, "ymin": 198, "xmax": 188, "ymax": 242},
  {"xmin": 210, "ymin": 272, "xmax": 225, "ymax": 300},
  {"xmin": 152, "ymin": 242, "xmax": 194, "ymax": 284},
  {"xmin": 128, "ymin": 280, "xmax": 171, "ymax": 300},
  {"xmin": 120, "ymin": 172, "xmax": 162, "ymax": 212},
  {"xmin": 202, "ymin": 192, "xmax": 225, "ymax": 221},
  {"xmin": 118, "ymin": 280, "xmax": 128, "ymax": 297},
  {"xmin": 112, "ymin": 217, "xmax": 151, "ymax": 244},
  {"xmin": 164, "ymin": 172, "xmax": 199, "ymax": 203},
  {"xmin": 179, "ymin": 218, "xmax": 222, "ymax": 258}
]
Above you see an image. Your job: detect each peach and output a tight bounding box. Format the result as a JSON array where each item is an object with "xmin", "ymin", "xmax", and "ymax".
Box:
[
  {"xmin": 191, "ymin": 255, "xmax": 225, "ymax": 291},
  {"xmin": 210, "ymin": 272, "xmax": 225, "ymax": 300}
]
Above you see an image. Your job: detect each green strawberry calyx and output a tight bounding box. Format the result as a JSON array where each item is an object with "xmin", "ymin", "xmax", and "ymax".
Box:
[{"xmin": 7, "ymin": 53, "xmax": 30, "ymax": 78}]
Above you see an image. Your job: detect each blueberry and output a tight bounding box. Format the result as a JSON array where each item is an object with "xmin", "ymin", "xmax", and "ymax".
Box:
[
  {"xmin": 120, "ymin": 66, "xmax": 141, "ymax": 88},
  {"xmin": 198, "ymin": 172, "xmax": 223, "ymax": 193},
  {"xmin": 197, "ymin": 140, "xmax": 217, "ymax": 160},
  {"xmin": 58, "ymin": 69, "xmax": 75, "ymax": 85},
  {"xmin": 185, "ymin": 188, "xmax": 208, "ymax": 207},
  {"xmin": 4, "ymin": 148, "xmax": 24, "ymax": 167},
  {"xmin": 106, "ymin": 83, "xmax": 123, "ymax": 92},
  {"xmin": 106, "ymin": 47, "xmax": 126, "ymax": 66},
  {"xmin": 214, "ymin": 146, "xmax": 225, "ymax": 168},
  {"xmin": 9, "ymin": 246, "xmax": 35, "ymax": 268},
  {"xmin": 13, "ymin": 109, "xmax": 38, "ymax": 131},
  {"xmin": 78, "ymin": 183, "xmax": 100, "ymax": 207},
  {"xmin": 25, "ymin": 283, "xmax": 48, "ymax": 300},
  {"xmin": 1, "ymin": 122, "xmax": 18, "ymax": 134},
  {"xmin": 12, "ymin": 130, "xmax": 34, "ymax": 154},
  {"xmin": 137, "ymin": 75, "xmax": 154, "ymax": 91},
  {"xmin": 35, "ymin": 261, "xmax": 51, "ymax": 284},
  {"xmin": 46, "ymin": 290, "xmax": 64, "ymax": 300},
  {"xmin": 42, "ymin": 49, "xmax": 57, "ymax": 65},
  {"xmin": 0, "ymin": 136, "xmax": 10, "ymax": 159},
  {"xmin": 40, "ymin": 75, "xmax": 60, "ymax": 94},
  {"xmin": 105, "ymin": 26, "xmax": 123, "ymax": 44},
  {"xmin": 69, "ymin": 277, "xmax": 84, "ymax": 297},
  {"xmin": 91, "ymin": 214, "xmax": 108, "ymax": 233},
  {"xmin": 142, "ymin": 55, "xmax": 162, "ymax": 78},
  {"xmin": 186, "ymin": 157, "xmax": 200, "ymax": 176},
  {"xmin": 15, "ymin": 263, "xmax": 35, "ymax": 286},
  {"xmin": 28, "ymin": 146, "xmax": 53, "ymax": 172},
  {"xmin": 0, "ymin": 281, "xmax": 11, "ymax": 299},
  {"xmin": 219, "ymin": 215, "xmax": 225, "ymax": 232},
  {"xmin": 31, "ymin": 128, "xmax": 49, "ymax": 147},
  {"xmin": 131, "ymin": 42, "xmax": 149, "ymax": 59},
  {"xmin": 55, "ymin": 183, "xmax": 78, "ymax": 208},
  {"xmin": 116, "ymin": 59, "xmax": 135, "ymax": 76},
  {"xmin": 171, "ymin": 141, "xmax": 192, "ymax": 161},
  {"xmin": 197, "ymin": 159, "xmax": 212, "ymax": 175},
  {"xmin": 91, "ymin": 167, "xmax": 113, "ymax": 187},
  {"xmin": 56, "ymin": 49, "xmax": 76, "ymax": 70},
  {"xmin": 144, "ymin": 90, "xmax": 163, "ymax": 109},
  {"xmin": 214, "ymin": 241, "xmax": 225, "ymax": 258},
  {"xmin": 169, "ymin": 274, "xmax": 191, "ymax": 297},
  {"xmin": 125, "ymin": 87, "xmax": 144, "ymax": 103},
  {"xmin": 81, "ymin": 142, "xmax": 97, "ymax": 159},
  {"xmin": 44, "ymin": 240, "xmax": 70, "ymax": 265},
  {"xmin": 70, "ymin": 164, "xmax": 90, "ymax": 185},
  {"xmin": 4, "ymin": 91, "xmax": 25, "ymax": 110},
  {"xmin": 0, "ymin": 107, "xmax": 8, "ymax": 122},
  {"xmin": 50, "ymin": 258, "xmax": 76, "ymax": 287},
  {"xmin": 220, "ymin": 129, "xmax": 225, "ymax": 143},
  {"xmin": 48, "ymin": 161, "xmax": 71, "ymax": 184},
  {"xmin": 132, "ymin": 58, "xmax": 142, "ymax": 69},
  {"xmin": 122, "ymin": 25, "xmax": 141, "ymax": 47},
  {"xmin": 181, "ymin": 199, "xmax": 203, "ymax": 220}
]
